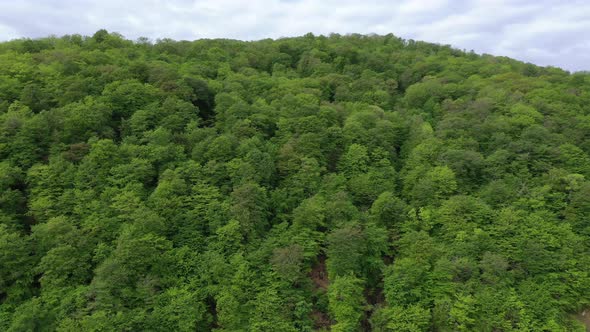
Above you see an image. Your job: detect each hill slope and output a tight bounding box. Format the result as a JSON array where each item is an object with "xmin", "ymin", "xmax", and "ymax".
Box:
[{"xmin": 1, "ymin": 30, "xmax": 590, "ymax": 331}]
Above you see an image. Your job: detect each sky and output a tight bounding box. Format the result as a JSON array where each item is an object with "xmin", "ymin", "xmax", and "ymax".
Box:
[{"xmin": 0, "ymin": 0, "xmax": 588, "ymax": 72}]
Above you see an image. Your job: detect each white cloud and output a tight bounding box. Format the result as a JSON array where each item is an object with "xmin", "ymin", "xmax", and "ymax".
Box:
[
  {"xmin": 0, "ymin": 23, "xmax": 19, "ymax": 41},
  {"xmin": 0, "ymin": 0, "xmax": 587, "ymax": 71}
]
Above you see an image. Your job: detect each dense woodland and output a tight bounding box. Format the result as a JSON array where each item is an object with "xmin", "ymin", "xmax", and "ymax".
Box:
[{"xmin": 1, "ymin": 30, "xmax": 590, "ymax": 331}]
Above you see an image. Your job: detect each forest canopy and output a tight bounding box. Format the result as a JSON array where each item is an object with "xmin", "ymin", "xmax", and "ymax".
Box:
[{"xmin": 1, "ymin": 30, "xmax": 590, "ymax": 331}]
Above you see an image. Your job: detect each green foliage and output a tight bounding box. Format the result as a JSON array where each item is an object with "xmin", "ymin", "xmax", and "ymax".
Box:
[
  {"xmin": 328, "ymin": 275, "xmax": 366, "ymax": 332},
  {"xmin": 371, "ymin": 304, "xmax": 431, "ymax": 332},
  {"xmin": 0, "ymin": 31, "xmax": 589, "ymax": 331}
]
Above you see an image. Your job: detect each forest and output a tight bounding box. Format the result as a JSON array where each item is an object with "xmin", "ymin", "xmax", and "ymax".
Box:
[{"xmin": 0, "ymin": 30, "xmax": 590, "ymax": 331}]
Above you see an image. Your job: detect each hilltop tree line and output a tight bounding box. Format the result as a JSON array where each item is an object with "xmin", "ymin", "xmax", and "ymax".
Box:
[{"xmin": 1, "ymin": 30, "xmax": 590, "ymax": 331}]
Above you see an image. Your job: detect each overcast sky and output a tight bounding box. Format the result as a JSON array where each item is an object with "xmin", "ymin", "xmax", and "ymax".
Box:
[{"xmin": 0, "ymin": 0, "xmax": 588, "ymax": 71}]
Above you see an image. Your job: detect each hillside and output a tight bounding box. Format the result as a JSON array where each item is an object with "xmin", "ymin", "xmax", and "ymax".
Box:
[{"xmin": 1, "ymin": 30, "xmax": 590, "ymax": 331}]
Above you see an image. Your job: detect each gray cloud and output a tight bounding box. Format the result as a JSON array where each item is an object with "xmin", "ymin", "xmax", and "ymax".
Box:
[{"xmin": 0, "ymin": 0, "xmax": 587, "ymax": 71}]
